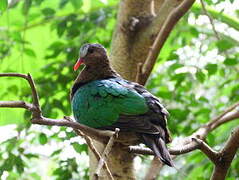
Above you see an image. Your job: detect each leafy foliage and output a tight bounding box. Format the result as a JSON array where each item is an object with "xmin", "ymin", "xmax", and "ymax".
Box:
[{"xmin": 0, "ymin": 0, "xmax": 238, "ymax": 179}]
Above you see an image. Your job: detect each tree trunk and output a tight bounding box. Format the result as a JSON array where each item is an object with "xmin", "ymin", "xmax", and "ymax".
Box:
[
  {"xmin": 89, "ymin": 0, "xmax": 194, "ymax": 179},
  {"xmin": 89, "ymin": 141, "xmax": 136, "ymax": 180}
]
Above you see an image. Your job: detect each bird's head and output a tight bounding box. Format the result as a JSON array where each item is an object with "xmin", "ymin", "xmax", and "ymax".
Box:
[{"xmin": 74, "ymin": 43, "xmax": 108, "ymax": 71}]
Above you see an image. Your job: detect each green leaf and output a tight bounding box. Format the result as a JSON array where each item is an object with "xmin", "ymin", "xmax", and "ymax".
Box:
[
  {"xmin": 205, "ymin": 63, "xmax": 217, "ymax": 76},
  {"xmin": 3, "ymin": 153, "xmax": 16, "ymax": 171},
  {"xmin": 70, "ymin": 0, "xmax": 83, "ymax": 9},
  {"xmin": 57, "ymin": 20, "xmax": 67, "ymax": 37},
  {"xmin": 42, "ymin": 8, "xmax": 55, "ymax": 17},
  {"xmin": 6, "ymin": 138, "xmax": 17, "ymax": 151},
  {"xmin": 224, "ymin": 58, "xmax": 238, "ymax": 66},
  {"xmin": 22, "ymin": 0, "xmax": 32, "ymax": 15},
  {"xmin": 38, "ymin": 133, "xmax": 48, "ymax": 145},
  {"xmin": 0, "ymin": 0, "xmax": 8, "ymax": 12},
  {"xmin": 59, "ymin": 0, "xmax": 69, "ymax": 8},
  {"xmin": 35, "ymin": 0, "xmax": 44, "ymax": 5},
  {"xmin": 196, "ymin": 70, "xmax": 206, "ymax": 83},
  {"xmin": 66, "ymin": 131, "xmax": 77, "ymax": 139},
  {"xmin": 24, "ymin": 153, "xmax": 39, "ymax": 159},
  {"xmin": 168, "ymin": 63, "xmax": 183, "ymax": 72},
  {"xmin": 15, "ymin": 156, "xmax": 24, "ymax": 174},
  {"xmin": 216, "ymin": 39, "xmax": 235, "ymax": 51},
  {"xmin": 169, "ymin": 108, "xmax": 190, "ymax": 122},
  {"xmin": 157, "ymin": 91, "xmax": 172, "ymax": 99},
  {"xmin": 24, "ymin": 48, "xmax": 36, "ymax": 57},
  {"xmin": 190, "ymin": 27, "xmax": 199, "ymax": 37},
  {"xmin": 194, "ymin": 108, "xmax": 211, "ymax": 116},
  {"xmin": 51, "ymin": 149, "xmax": 62, "ymax": 156},
  {"xmin": 72, "ymin": 143, "xmax": 87, "ymax": 153}
]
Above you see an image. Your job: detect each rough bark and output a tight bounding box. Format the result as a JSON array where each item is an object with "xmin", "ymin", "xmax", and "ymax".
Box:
[
  {"xmin": 89, "ymin": 141, "xmax": 136, "ymax": 180},
  {"xmin": 110, "ymin": 0, "xmax": 181, "ymax": 82}
]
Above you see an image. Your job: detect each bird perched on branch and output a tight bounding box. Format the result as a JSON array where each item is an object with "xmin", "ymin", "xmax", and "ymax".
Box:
[{"xmin": 71, "ymin": 43, "xmax": 173, "ymax": 167}]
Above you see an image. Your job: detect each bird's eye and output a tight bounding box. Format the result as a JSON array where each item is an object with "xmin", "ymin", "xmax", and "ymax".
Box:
[{"xmin": 88, "ymin": 48, "xmax": 94, "ymax": 54}]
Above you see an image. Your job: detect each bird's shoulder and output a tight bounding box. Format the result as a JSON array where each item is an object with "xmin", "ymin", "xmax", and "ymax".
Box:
[
  {"xmin": 119, "ymin": 80, "xmax": 169, "ymax": 116},
  {"xmin": 77, "ymin": 78, "xmax": 134, "ymax": 97}
]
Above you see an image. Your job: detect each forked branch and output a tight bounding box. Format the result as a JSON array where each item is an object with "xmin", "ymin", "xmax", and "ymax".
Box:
[
  {"xmin": 137, "ymin": 0, "xmax": 196, "ymax": 85},
  {"xmin": 0, "ymin": 73, "xmax": 113, "ymax": 142}
]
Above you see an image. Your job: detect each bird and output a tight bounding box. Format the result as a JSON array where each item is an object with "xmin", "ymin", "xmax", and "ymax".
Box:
[{"xmin": 71, "ymin": 43, "xmax": 173, "ymax": 167}]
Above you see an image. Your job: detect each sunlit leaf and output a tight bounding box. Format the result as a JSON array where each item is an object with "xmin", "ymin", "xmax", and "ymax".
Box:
[
  {"xmin": 59, "ymin": 0, "xmax": 69, "ymax": 8},
  {"xmin": 22, "ymin": 0, "xmax": 32, "ymax": 15},
  {"xmin": 57, "ymin": 20, "xmax": 67, "ymax": 37},
  {"xmin": 0, "ymin": 0, "xmax": 8, "ymax": 12},
  {"xmin": 205, "ymin": 63, "xmax": 217, "ymax": 76},
  {"xmin": 15, "ymin": 156, "xmax": 24, "ymax": 174},
  {"xmin": 70, "ymin": 0, "xmax": 83, "ymax": 9},
  {"xmin": 38, "ymin": 133, "xmax": 48, "ymax": 145},
  {"xmin": 42, "ymin": 8, "xmax": 55, "ymax": 17},
  {"xmin": 24, "ymin": 48, "xmax": 36, "ymax": 57},
  {"xmin": 196, "ymin": 70, "xmax": 206, "ymax": 83},
  {"xmin": 72, "ymin": 142, "xmax": 87, "ymax": 153},
  {"xmin": 216, "ymin": 39, "xmax": 235, "ymax": 51},
  {"xmin": 24, "ymin": 153, "xmax": 39, "ymax": 159},
  {"xmin": 224, "ymin": 58, "xmax": 238, "ymax": 66}
]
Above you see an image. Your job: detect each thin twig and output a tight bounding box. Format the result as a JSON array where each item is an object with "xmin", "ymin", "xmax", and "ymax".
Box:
[
  {"xmin": 94, "ymin": 128, "xmax": 120, "ymax": 180},
  {"xmin": 0, "ymin": 73, "xmax": 28, "ymax": 79},
  {"xmin": 200, "ymin": 0, "xmax": 220, "ymax": 40},
  {"xmin": 135, "ymin": 63, "xmax": 143, "ymax": 83},
  {"xmin": 64, "ymin": 116, "xmax": 114, "ymax": 180},
  {"xmin": 150, "ymin": 0, "xmax": 156, "ymax": 17},
  {"xmin": 78, "ymin": 131, "xmax": 114, "ymax": 180},
  {"xmin": 26, "ymin": 73, "xmax": 41, "ymax": 113},
  {"xmin": 129, "ymin": 140, "xmax": 200, "ymax": 156},
  {"xmin": 0, "ymin": 73, "xmax": 41, "ymax": 116},
  {"xmin": 207, "ymin": 103, "xmax": 239, "ymax": 130},
  {"xmin": 144, "ymin": 157, "xmax": 163, "ymax": 180},
  {"xmin": 0, "ymin": 100, "xmax": 35, "ymax": 111}
]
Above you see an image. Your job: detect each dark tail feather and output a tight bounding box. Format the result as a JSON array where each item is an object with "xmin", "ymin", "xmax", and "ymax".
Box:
[{"xmin": 141, "ymin": 134, "xmax": 174, "ymax": 167}]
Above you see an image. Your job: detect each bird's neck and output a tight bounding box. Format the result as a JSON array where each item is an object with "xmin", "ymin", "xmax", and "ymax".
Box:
[
  {"xmin": 71, "ymin": 62, "xmax": 119, "ymax": 98},
  {"xmin": 76, "ymin": 64, "xmax": 118, "ymax": 83}
]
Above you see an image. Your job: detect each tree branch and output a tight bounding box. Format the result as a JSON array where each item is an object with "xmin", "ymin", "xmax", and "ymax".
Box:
[
  {"xmin": 200, "ymin": 0, "xmax": 220, "ymax": 40},
  {"xmin": 129, "ymin": 102, "xmax": 239, "ymax": 157},
  {"xmin": 129, "ymin": 140, "xmax": 200, "ymax": 156},
  {"xmin": 211, "ymin": 126, "xmax": 239, "ymax": 180},
  {"xmin": 0, "ymin": 73, "xmax": 113, "ymax": 143},
  {"xmin": 31, "ymin": 117, "xmax": 113, "ymax": 142},
  {"xmin": 130, "ymin": 102, "xmax": 239, "ymax": 179},
  {"xmin": 192, "ymin": 138, "xmax": 219, "ymax": 164},
  {"xmin": 138, "ymin": 0, "xmax": 196, "ymax": 85},
  {"xmin": 0, "ymin": 100, "xmax": 35, "ymax": 111}
]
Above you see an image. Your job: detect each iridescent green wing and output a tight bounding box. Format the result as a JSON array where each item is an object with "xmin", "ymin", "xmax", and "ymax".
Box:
[{"xmin": 71, "ymin": 78, "xmax": 148, "ymax": 128}]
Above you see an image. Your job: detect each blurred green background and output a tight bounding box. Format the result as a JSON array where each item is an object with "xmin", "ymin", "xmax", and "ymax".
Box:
[{"xmin": 0, "ymin": 0, "xmax": 238, "ymax": 179}]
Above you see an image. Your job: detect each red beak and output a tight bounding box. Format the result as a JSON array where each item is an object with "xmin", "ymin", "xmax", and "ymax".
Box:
[{"xmin": 73, "ymin": 58, "xmax": 84, "ymax": 71}]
